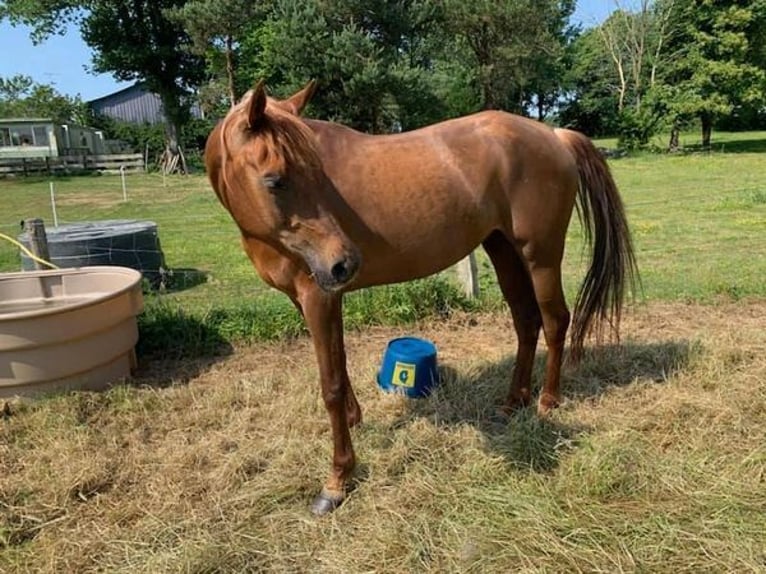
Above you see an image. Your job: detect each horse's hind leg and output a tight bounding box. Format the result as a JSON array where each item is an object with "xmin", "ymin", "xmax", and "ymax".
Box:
[
  {"xmin": 524, "ymin": 251, "xmax": 570, "ymax": 415},
  {"xmin": 482, "ymin": 231, "xmax": 542, "ymax": 412}
]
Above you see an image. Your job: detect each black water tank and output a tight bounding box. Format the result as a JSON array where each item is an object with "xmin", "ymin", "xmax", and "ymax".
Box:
[{"xmin": 19, "ymin": 220, "xmax": 167, "ymax": 286}]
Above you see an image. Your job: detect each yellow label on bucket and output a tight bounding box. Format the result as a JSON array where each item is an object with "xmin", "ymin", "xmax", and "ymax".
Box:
[{"xmin": 392, "ymin": 361, "xmax": 416, "ymax": 388}]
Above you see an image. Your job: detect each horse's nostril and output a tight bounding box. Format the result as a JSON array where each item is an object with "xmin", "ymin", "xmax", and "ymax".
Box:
[{"xmin": 331, "ymin": 260, "xmax": 351, "ymax": 283}]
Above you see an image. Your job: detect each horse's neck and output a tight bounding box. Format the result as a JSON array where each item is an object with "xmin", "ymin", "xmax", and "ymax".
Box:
[
  {"xmin": 306, "ymin": 119, "xmax": 368, "ymax": 140},
  {"xmin": 305, "ymin": 119, "xmax": 372, "ymax": 162}
]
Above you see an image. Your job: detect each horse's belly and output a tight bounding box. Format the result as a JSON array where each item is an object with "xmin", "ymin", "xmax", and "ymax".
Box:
[{"xmin": 352, "ymin": 215, "xmax": 490, "ymax": 288}]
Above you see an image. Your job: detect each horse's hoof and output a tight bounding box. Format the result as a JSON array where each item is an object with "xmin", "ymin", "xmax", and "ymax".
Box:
[
  {"xmin": 537, "ymin": 393, "xmax": 560, "ymax": 416},
  {"xmin": 310, "ymin": 489, "xmax": 345, "ymax": 516}
]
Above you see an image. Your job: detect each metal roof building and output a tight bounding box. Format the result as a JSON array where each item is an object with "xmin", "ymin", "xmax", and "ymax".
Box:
[{"xmin": 88, "ymin": 83, "xmax": 202, "ymax": 125}]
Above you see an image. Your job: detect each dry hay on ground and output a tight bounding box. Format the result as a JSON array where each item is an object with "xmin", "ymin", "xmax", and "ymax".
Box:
[{"xmin": 2, "ymin": 301, "xmax": 765, "ymax": 573}]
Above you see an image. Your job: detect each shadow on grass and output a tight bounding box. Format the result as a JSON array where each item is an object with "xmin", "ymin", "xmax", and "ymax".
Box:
[
  {"xmin": 161, "ymin": 267, "xmax": 208, "ymax": 293},
  {"xmin": 390, "ymin": 340, "xmax": 696, "ymax": 474},
  {"xmin": 132, "ymin": 307, "xmax": 234, "ymax": 388},
  {"xmin": 1, "ymin": 174, "xmax": 81, "ymax": 184},
  {"xmin": 565, "ymin": 339, "xmax": 699, "ymax": 399},
  {"xmin": 685, "ymin": 137, "xmax": 766, "ymax": 154}
]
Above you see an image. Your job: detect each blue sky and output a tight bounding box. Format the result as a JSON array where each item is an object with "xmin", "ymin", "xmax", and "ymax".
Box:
[{"xmin": 0, "ymin": 1, "xmax": 613, "ymax": 101}]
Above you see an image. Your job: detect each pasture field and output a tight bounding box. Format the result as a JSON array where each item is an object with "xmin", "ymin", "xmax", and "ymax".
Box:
[
  {"xmin": 1, "ymin": 131, "xmax": 765, "ymax": 315},
  {"xmin": 1, "ymin": 133, "xmax": 766, "ymax": 572}
]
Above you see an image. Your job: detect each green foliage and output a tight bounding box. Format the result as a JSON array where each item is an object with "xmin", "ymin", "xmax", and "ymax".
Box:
[
  {"xmin": 233, "ymin": 0, "xmax": 574, "ymax": 130},
  {"xmin": 138, "ymin": 277, "xmax": 477, "ymax": 358},
  {"xmin": 0, "ymin": 0, "xmax": 82, "ymax": 42},
  {"xmin": 165, "ymin": 0, "xmax": 265, "ymax": 108},
  {"xmin": 0, "ymin": 74, "xmax": 87, "ymax": 123},
  {"xmin": 425, "ymin": 40, "xmax": 483, "ymax": 119},
  {"xmin": 5, "ymin": 0, "xmax": 765, "ymax": 145},
  {"xmin": 83, "ymin": 1, "xmax": 205, "ymax": 151},
  {"xmin": 563, "ymin": 0, "xmax": 766, "ymax": 144},
  {"xmin": 561, "ymin": 4, "xmax": 675, "ymax": 143},
  {"xmin": 87, "ymin": 113, "xmax": 215, "ymax": 168},
  {"xmin": 560, "ymin": 28, "xmax": 621, "ymax": 136},
  {"xmin": 652, "ymin": 0, "xmax": 766, "ymax": 146},
  {"xmin": 441, "ymin": 0, "xmax": 574, "ymax": 113},
  {"xmin": 523, "ymin": 0, "xmax": 578, "ymax": 120},
  {"xmin": 716, "ymin": 104, "xmax": 766, "ymax": 131},
  {"xmin": 237, "ymin": 0, "xmax": 448, "ymax": 132},
  {"xmin": 164, "ymin": 0, "xmax": 261, "ymax": 55},
  {"xmin": 88, "ymin": 114, "xmax": 165, "ymax": 157},
  {"xmin": 616, "ymin": 106, "xmax": 661, "ymax": 151}
]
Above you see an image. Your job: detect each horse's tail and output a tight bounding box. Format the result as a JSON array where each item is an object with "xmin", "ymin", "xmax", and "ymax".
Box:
[{"xmin": 555, "ymin": 128, "xmax": 639, "ymax": 362}]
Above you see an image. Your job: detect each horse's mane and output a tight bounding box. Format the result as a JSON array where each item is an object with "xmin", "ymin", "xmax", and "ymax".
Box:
[{"xmin": 218, "ymin": 91, "xmax": 322, "ymax": 195}]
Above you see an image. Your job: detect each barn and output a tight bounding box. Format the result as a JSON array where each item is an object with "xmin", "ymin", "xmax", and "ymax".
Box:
[{"xmin": 88, "ymin": 83, "xmax": 203, "ymax": 125}]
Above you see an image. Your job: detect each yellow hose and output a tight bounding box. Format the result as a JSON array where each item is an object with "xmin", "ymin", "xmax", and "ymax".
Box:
[{"xmin": 0, "ymin": 231, "xmax": 59, "ymax": 270}]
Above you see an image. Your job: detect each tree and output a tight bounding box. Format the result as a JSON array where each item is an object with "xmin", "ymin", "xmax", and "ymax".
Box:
[
  {"xmin": 523, "ymin": 0, "xmax": 578, "ymax": 121},
  {"xmin": 165, "ymin": 0, "xmax": 263, "ymax": 110},
  {"xmin": 424, "ymin": 37, "xmax": 484, "ymax": 119},
  {"xmin": 237, "ymin": 0, "xmax": 445, "ymax": 132},
  {"xmin": 560, "ymin": 28, "xmax": 622, "ymax": 136},
  {"xmin": 596, "ymin": 1, "xmax": 677, "ymax": 147},
  {"xmin": 656, "ymin": 0, "xmax": 766, "ymax": 148},
  {"xmin": 0, "ymin": 74, "xmax": 87, "ymax": 123},
  {"xmin": 440, "ymin": 0, "xmax": 572, "ymax": 113},
  {"xmin": 562, "ymin": 1, "xmax": 683, "ymax": 147},
  {"xmin": 2, "ymin": 0, "xmax": 206, "ymax": 172}
]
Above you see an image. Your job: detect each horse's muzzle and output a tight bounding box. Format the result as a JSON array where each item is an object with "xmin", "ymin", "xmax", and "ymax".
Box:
[{"xmin": 312, "ymin": 250, "xmax": 361, "ymax": 292}]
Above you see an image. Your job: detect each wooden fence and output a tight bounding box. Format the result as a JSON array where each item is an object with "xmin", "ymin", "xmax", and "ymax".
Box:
[{"xmin": 0, "ymin": 153, "xmax": 145, "ymax": 176}]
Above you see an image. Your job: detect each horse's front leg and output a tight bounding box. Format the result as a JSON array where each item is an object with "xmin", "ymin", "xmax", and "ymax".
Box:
[{"xmin": 299, "ymin": 284, "xmax": 356, "ymax": 515}]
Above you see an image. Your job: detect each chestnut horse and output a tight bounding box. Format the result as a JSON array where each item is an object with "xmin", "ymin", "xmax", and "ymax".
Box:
[{"xmin": 205, "ymin": 81, "xmax": 637, "ymax": 515}]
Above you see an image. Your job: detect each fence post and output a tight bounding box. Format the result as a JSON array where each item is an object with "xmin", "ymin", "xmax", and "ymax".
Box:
[
  {"xmin": 457, "ymin": 252, "xmax": 480, "ymax": 298},
  {"xmin": 23, "ymin": 218, "xmax": 50, "ymax": 270},
  {"xmin": 120, "ymin": 165, "xmax": 128, "ymax": 201}
]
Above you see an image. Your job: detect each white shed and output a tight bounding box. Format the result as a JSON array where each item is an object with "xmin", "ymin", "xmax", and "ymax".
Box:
[{"xmin": 0, "ymin": 119, "xmax": 106, "ymax": 159}]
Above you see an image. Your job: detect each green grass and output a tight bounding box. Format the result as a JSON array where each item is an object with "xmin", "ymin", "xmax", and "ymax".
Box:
[
  {"xmin": 137, "ymin": 277, "xmax": 476, "ymax": 358},
  {"xmin": 1, "ymin": 131, "xmax": 765, "ymax": 348},
  {"xmin": 608, "ymin": 148, "xmax": 766, "ymax": 301},
  {"xmin": 592, "ymin": 129, "xmax": 766, "ymax": 153},
  {"xmin": 0, "ymin": 173, "xmax": 246, "ymax": 302}
]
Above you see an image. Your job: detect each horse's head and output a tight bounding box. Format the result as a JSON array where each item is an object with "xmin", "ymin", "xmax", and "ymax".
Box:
[{"xmin": 206, "ymin": 81, "xmax": 360, "ymax": 292}]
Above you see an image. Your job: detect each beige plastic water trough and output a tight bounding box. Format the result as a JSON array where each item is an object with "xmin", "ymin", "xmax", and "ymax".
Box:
[{"xmin": 0, "ymin": 266, "xmax": 144, "ymax": 398}]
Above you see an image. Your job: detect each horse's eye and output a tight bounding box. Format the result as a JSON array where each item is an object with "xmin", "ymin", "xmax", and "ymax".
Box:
[{"xmin": 262, "ymin": 174, "xmax": 285, "ymax": 190}]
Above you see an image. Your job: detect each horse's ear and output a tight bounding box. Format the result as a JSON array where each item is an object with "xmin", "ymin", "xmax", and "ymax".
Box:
[
  {"xmin": 247, "ymin": 80, "xmax": 268, "ymax": 130},
  {"xmin": 284, "ymin": 80, "xmax": 318, "ymax": 116}
]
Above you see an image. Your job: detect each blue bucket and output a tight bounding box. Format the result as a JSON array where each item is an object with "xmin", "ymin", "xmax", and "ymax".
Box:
[{"xmin": 377, "ymin": 337, "xmax": 439, "ymax": 398}]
